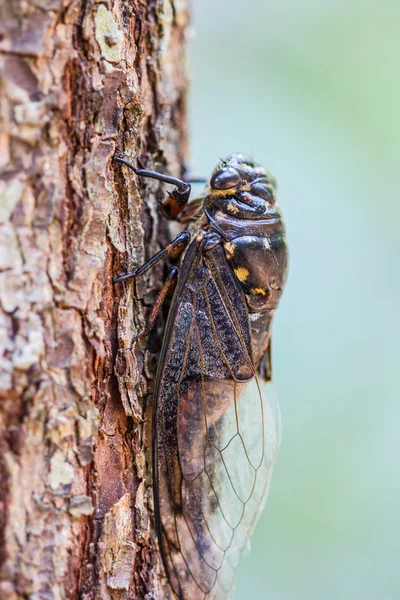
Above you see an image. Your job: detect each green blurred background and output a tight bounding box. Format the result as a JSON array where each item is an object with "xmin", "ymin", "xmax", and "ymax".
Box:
[{"xmin": 189, "ymin": 1, "xmax": 400, "ymax": 598}]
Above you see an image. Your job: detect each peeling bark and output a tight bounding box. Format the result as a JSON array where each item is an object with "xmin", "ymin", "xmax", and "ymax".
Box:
[{"xmin": 0, "ymin": 1, "xmax": 190, "ymax": 598}]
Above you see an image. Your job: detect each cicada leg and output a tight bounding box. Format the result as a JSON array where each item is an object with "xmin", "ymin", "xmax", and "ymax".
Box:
[
  {"xmin": 114, "ymin": 156, "xmax": 192, "ymax": 219},
  {"xmin": 113, "ymin": 230, "xmax": 190, "ymax": 284},
  {"xmin": 259, "ymin": 341, "xmax": 272, "ymax": 383},
  {"xmin": 113, "ymin": 232, "xmax": 189, "ymax": 342},
  {"xmin": 113, "ymin": 156, "xmax": 198, "ymax": 340},
  {"xmin": 132, "ymin": 266, "xmax": 178, "ymax": 344}
]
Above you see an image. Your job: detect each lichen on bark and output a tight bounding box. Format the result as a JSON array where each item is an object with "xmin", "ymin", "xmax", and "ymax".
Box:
[{"xmin": 0, "ymin": 1, "xmax": 190, "ymax": 598}]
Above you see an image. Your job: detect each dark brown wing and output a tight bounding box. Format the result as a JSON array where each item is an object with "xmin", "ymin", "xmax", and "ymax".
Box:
[{"xmin": 153, "ymin": 240, "xmax": 281, "ymax": 600}]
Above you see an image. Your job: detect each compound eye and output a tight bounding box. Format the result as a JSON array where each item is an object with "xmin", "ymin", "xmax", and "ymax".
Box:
[{"xmin": 210, "ymin": 167, "xmax": 241, "ymax": 190}]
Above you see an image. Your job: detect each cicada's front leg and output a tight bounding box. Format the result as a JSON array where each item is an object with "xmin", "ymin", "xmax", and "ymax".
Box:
[
  {"xmin": 113, "ymin": 230, "xmax": 190, "ymax": 342},
  {"xmin": 113, "ymin": 156, "xmax": 202, "ymax": 339},
  {"xmin": 113, "ymin": 230, "xmax": 190, "ymax": 284},
  {"xmin": 114, "ymin": 156, "xmax": 192, "ymax": 220}
]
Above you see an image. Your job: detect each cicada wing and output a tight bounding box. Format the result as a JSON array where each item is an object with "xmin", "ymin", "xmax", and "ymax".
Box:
[
  {"xmin": 153, "ymin": 241, "xmax": 281, "ymax": 600},
  {"xmin": 201, "ymin": 376, "xmax": 282, "ymax": 600}
]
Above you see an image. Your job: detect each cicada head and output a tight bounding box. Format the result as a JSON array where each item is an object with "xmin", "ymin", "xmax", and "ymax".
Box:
[{"xmin": 206, "ymin": 153, "xmax": 278, "ymax": 219}]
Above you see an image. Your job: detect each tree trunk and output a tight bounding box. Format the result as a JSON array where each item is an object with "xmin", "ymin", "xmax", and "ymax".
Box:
[{"xmin": 0, "ymin": 1, "xmax": 189, "ymax": 598}]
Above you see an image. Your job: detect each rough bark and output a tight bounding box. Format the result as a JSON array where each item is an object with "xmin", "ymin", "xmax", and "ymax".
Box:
[{"xmin": 0, "ymin": 1, "xmax": 189, "ymax": 598}]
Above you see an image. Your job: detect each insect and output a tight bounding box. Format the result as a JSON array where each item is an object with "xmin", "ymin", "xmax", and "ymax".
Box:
[{"xmin": 114, "ymin": 153, "xmax": 288, "ymax": 599}]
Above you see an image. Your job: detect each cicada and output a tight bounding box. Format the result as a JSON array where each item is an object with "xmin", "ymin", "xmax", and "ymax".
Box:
[{"xmin": 114, "ymin": 153, "xmax": 288, "ymax": 599}]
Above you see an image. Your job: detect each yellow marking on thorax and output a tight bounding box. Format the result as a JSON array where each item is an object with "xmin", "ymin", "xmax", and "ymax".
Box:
[
  {"xmin": 224, "ymin": 242, "xmax": 235, "ymax": 258},
  {"xmin": 226, "ymin": 202, "xmax": 239, "ymax": 214},
  {"xmin": 234, "ymin": 267, "xmax": 249, "ymax": 282},
  {"xmin": 250, "ymin": 287, "xmax": 267, "ymax": 295}
]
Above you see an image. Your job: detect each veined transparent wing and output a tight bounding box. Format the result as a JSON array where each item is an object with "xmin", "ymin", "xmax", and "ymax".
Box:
[{"xmin": 153, "ymin": 240, "xmax": 282, "ymax": 600}]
